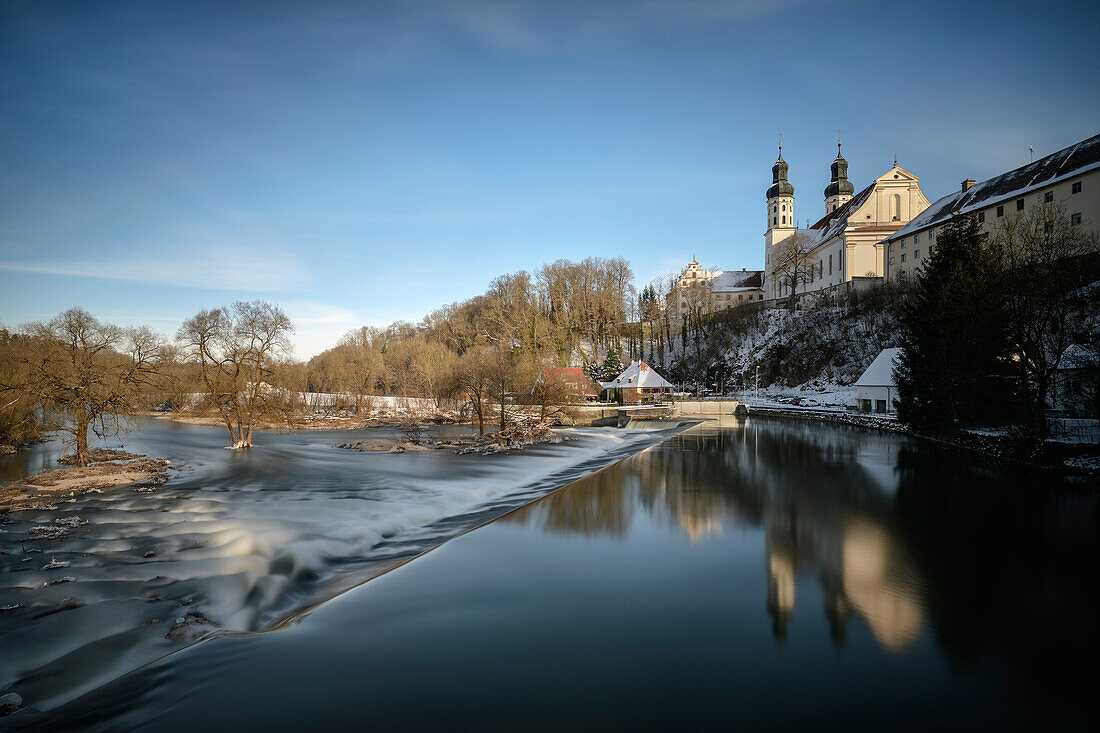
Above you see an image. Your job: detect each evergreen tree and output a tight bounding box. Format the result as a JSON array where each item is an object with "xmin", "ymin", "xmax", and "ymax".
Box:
[
  {"xmin": 601, "ymin": 348, "xmax": 624, "ymax": 378},
  {"xmin": 583, "ymin": 360, "xmax": 603, "ymax": 383},
  {"xmin": 894, "ymin": 214, "xmax": 1016, "ymax": 432}
]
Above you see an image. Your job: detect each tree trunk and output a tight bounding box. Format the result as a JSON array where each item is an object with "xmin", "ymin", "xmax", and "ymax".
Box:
[{"xmin": 75, "ymin": 417, "xmax": 91, "ymax": 467}]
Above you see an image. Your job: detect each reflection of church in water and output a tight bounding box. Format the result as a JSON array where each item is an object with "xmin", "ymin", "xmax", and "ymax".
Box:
[
  {"xmin": 766, "ymin": 514, "xmax": 923, "ymax": 652},
  {"xmin": 511, "ymin": 420, "xmax": 927, "ymax": 654}
]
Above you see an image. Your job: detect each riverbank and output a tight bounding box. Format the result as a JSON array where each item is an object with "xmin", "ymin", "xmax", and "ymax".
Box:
[
  {"xmin": 25, "ymin": 418, "xmax": 1095, "ymax": 731},
  {"xmin": 746, "ymin": 405, "xmax": 1100, "ymax": 479},
  {"xmin": 0, "ymin": 450, "xmax": 169, "ymax": 511}
]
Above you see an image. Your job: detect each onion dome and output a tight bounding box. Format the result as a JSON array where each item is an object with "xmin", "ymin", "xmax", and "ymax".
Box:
[
  {"xmin": 766, "ymin": 145, "xmax": 795, "ymax": 199},
  {"xmin": 824, "ymin": 140, "xmax": 854, "ymax": 198}
]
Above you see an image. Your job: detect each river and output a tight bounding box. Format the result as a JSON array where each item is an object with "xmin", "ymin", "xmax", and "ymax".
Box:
[{"xmin": 2, "ymin": 417, "xmax": 1096, "ymax": 730}]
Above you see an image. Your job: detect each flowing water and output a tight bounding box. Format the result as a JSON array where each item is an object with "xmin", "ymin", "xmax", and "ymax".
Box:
[{"xmin": 0, "ymin": 418, "xmax": 691, "ymax": 713}]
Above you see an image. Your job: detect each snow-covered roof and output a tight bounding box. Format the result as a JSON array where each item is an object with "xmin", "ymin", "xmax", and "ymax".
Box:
[
  {"xmin": 1059, "ymin": 344, "xmax": 1099, "ymax": 371},
  {"xmin": 854, "ymin": 348, "xmax": 902, "ymax": 388},
  {"xmin": 711, "ymin": 270, "xmax": 764, "ymax": 290},
  {"xmin": 604, "ymin": 360, "xmax": 674, "ymax": 390},
  {"xmin": 884, "ymin": 132, "xmax": 1100, "ymax": 243}
]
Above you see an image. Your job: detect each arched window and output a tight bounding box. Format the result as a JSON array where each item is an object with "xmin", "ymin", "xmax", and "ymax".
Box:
[
  {"xmin": 773, "ymin": 216, "xmax": 777, "ymax": 225},
  {"xmin": 781, "ymin": 204, "xmax": 786, "ymax": 212},
  {"xmin": 781, "ymin": 216, "xmax": 785, "ymax": 224},
  {"xmin": 893, "ymin": 194, "xmax": 902, "ymax": 220}
]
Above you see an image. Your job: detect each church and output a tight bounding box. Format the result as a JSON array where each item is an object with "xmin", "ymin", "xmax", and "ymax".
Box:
[{"xmin": 764, "ymin": 141, "xmax": 931, "ymax": 300}]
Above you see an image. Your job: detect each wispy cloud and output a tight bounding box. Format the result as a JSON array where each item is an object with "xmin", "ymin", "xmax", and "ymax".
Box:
[{"xmin": 0, "ymin": 244, "xmax": 306, "ymax": 292}]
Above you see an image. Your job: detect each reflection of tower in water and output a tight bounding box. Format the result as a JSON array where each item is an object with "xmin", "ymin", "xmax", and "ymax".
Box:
[{"xmin": 767, "ymin": 540, "xmax": 796, "ymax": 642}]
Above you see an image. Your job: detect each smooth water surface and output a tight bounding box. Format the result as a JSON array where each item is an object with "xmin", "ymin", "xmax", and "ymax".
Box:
[
  {"xmin": 31, "ymin": 417, "xmax": 1096, "ymax": 731},
  {"xmin": 0, "ymin": 418, "xmax": 687, "ymax": 712}
]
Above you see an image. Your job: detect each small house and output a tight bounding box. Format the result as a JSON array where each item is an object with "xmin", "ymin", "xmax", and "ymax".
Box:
[
  {"xmin": 1051, "ymin": 344, "xmax": 1098, "ymax": 418},
  {"xmin": 533, "ymin": 367, "xmax": 602, "ymax": 403},
  {"xmin": 601, "ymin": 361, "xmax": 674, "ymax": 405},
  {"xmin": 855, "ymin": 348, "xmax": 902, "ymax": 413}
]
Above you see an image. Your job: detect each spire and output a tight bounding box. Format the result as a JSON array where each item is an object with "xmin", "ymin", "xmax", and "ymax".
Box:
[
  {"xmin": 824, "ymin": 137, "xmax": 854, "ymax": 200},
  {"xmin": 767, "ymin": 142, "xmax": 794, "ymax": 200}
]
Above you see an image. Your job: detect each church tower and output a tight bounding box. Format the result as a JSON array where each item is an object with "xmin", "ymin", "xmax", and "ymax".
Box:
[
  {"xmin": 765, "ymin": 143, "xmax": 796, "ymax": 300},
  {"xmin": 824, "ymin": 140, "xmax": 854, "ymax": 213},
  {"xmin": 766, "ymin": 143, "xmax": 795, "ymax": 232}
]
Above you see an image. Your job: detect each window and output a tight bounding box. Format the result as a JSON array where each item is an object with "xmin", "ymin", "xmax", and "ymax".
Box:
[
  {"xmin": 773, "ymin": 205, "xmax": 777, "ymax": 212},
  {"xmin": 996, "ymin": 205, "xmax": 1004, "ymax": 217},
  {"xmin": 915, "ymin": 249, "xmax": 920, "ymax": 258},
  {"xmin": 1072, "ymin": 181, "xmax": 1081, "ymax": 194},
  {"xmin": 901, "ymin": 254, "xmax": 906, "ymax": 263},
  {"xmin": 978, "ymin": 211, "xmax": 985, "ymax": 223},
  {"xmin": 900, "ymin": 239, "xmax": 906, "ymax": 249},
  {"xmin": 914, "ymin": 232, "xmax": 920, "ymax": 243},
  {"xmin": 773, "ymin": 217, "xmax": 777, "ymax": 225},
  {"xmin": 929, "ymin": 228, "xmax": 935, "ymax": 239},
  {"xmin": 781, "ymin": 216, "xmax": 785, "ymax": 224},
  {"xmin": 1071, "ymin": 213, "xmax": 1082, "ymax": 226},
  {"xmin": 1044, "ymin": 191, "xmax": 1054, "ymax": 203},
  {"xmin": 929, "ymin": 244, "xmax": 935, "ymax": 255},
  {"xmin": 828, "ymin": 254, "xmax": 833, "ymax": 275},
  {"xmin": 893, "ymin": 193, "xmax": 902, "ymax": 220},
  {"xmin": 781, "ymin": 205, "xmax": 786, "ymax": 211},
  {"xmin": 1016, "ymin": 198, "xmax": 1024, "ymax": 211}
]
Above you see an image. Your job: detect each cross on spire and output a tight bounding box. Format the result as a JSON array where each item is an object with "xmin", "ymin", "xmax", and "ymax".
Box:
[{"xmin": 778, "ymin": 131, "xmax": 783, "ymax": 152}]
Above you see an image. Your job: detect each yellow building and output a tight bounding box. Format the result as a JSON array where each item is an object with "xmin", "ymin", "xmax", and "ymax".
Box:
[
  {"xmin": 765, "ymin": 142, "xmax": 931, "ymax": 300},
  {"xmin": 883, "ymin": 132, "xmax": 1100, "ymax": 282}
]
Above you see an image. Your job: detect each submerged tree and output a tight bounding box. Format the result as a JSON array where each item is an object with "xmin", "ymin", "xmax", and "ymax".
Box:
[
  {"xmin": 894, "ymin": 215, "xmax": 1015, "ymax": 432},
  {"xmin": 177, "ymin": 300, "xmax": 295, "ymax": 449},
  {"xmin": 15, "ymin": 308, "xmax": 164, "ymax": 465}
]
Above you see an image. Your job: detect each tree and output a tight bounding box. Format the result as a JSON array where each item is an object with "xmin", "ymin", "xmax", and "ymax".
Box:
[
  {"xmin": 451, "ymin": 346, "xmax": 494, "ymax": 435},
  {"xmin": 990, "ymin": 200, "xmax": 1098, "ymax": 438},
  {"xmin": 772, "ymin": 231, "xmax": 819, "ymax": 310},
  {"xmin": 0, "ymin": 327, "xmax": 46, "ymax": 447},
  {"xmin": 601, "ymin": 348, "xmax": 624, "ymax": 379},
  {"xmin": 177, "ymin": 300, "xmax": 295, "ymax": 449},
  {"xmin": 894, "ymin": 215, "xmax": 1015, "ymax": 432},
  {"xmin": 15, "ymin": 308, "xmax": 164, "ymax": 465}
]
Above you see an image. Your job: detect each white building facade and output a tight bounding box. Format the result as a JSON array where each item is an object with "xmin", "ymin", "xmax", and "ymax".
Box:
[
  {"xmin": 765, "ymin": 143, "xmax": 931, "ymax": 300},
  {"xmin": 883, "ymin": 132, "xmax": 1100, "ymax": 283}
]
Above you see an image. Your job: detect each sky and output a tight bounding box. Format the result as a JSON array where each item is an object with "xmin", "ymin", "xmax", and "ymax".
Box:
[{"xmin": 2, "ymin": 0, "xmax": 1099, "ymax": 358}]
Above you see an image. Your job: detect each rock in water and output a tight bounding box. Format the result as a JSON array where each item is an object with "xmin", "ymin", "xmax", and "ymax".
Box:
[{"xmin": 0, "ymin": 692, "xmax": 23, "ymax": 715}]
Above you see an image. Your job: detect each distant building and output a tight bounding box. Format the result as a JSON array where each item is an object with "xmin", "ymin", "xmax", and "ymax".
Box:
[
  {"xmin": 534, "ymin": 367, "xmax": 601, "ymax": 403},
  {"xmin": 882, "ymin": 132, "xmax": 1100, "ymax": 283},
  {"xmin": 764, "ymin": 141, "xmax": 931, "ymax": 300},
  {"xmin": 601, "ymin": 360, "xmax": 674, "ymax": 404},
  {"xmin": 670, "ymin": 258, "xmax": 764, "ymax": 322},
  {"xmin": 855, "ymin": 348, "xmax": 902, "ymax": 413}
]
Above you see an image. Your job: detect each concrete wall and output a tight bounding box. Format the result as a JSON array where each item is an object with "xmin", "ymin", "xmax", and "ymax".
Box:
[{"xmin": 675, "ymin": 400, "xmax": 747, "ymax": 416}]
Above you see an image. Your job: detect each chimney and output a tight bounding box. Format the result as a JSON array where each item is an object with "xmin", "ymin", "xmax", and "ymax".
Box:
[{"xmin": 961, "ymin": 179, "xmax": 975, "ymax": 191}]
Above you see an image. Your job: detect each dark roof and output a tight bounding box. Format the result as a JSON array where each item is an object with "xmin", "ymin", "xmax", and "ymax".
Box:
[{"xmin": 885, "ymin": 132, "xmax": 1100, "ymax": 242}]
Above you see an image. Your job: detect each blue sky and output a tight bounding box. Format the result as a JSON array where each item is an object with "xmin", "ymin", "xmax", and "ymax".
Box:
[{"xmin": 2, "ymin": 0, "xmax": 1098, "ymax": 357}]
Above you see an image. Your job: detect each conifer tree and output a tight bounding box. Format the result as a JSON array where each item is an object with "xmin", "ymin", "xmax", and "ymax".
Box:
[
  {"xmin": 601, "ymin": 348, "xmax": 624, "ymax": 378},
  {"xmin": 894, "ymin": 214, "xmax": 1015, "ymax": 432}
]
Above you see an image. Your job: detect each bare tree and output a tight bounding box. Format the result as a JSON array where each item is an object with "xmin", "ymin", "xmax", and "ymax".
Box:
[
  {"xmin": 451, "ymin": 346, "xmax": 494, "ymax": 435},
  {"xmin": 177, "ymin": 300, "xmax": 295, "ymax": 449},
  {"xmin": 15, "ymin": 308, "xmax": 164, "ymax": 465},
  {"xmin": 771, "ymin": 231, "xmax": 820, "ymax": 310},
  {"xmin": 990, "ymin": 200, "xmax": 1098, "ymax": 438}
]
